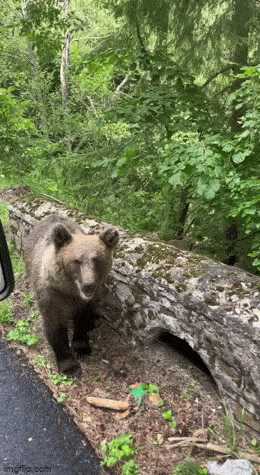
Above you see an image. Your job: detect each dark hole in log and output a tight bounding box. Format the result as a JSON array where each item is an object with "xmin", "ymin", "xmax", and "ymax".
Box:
[{"xmin": 157, "ymin": 331, "xmax": 215, "ymax": 382}]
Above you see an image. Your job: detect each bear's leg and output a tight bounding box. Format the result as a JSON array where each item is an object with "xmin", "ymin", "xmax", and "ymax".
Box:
[
  {"xmin": 72, "ymin": 304, "xmax": 99, "ymax": 358},
  {"xmin": 45, "ymin": 321, "xmax": 82, "ymax": 377}
]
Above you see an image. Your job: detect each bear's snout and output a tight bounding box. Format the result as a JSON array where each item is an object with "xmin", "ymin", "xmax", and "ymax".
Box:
[
  {"xmin": 82, "ymin": 282, "xmax": 96, "ymax": 296},
  {"xmin": 75, "ymin": 277, "xmax": 97, "ymax": 302}
]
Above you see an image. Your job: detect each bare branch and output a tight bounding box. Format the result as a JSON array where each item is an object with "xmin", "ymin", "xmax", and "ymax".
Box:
[
  {"xmin": 202, "ymin": 64, "xmax": 234, "ymax": 88},
  {"xmin": 86, "ymin": 96, "xmax": 98, "ymax": 117},
  {"xmin": 115, "ymin": 74, "xmax": 130, "ymax": 94}
]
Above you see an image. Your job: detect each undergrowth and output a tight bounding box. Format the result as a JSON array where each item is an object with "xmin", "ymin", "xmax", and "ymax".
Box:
[
  {"xmin": 101, "ymin": 433, "xmax": 139, "ymax": 474},
  {"xmin": 7, "ymin": 319, "xmax": 39, "ymax": 347}
]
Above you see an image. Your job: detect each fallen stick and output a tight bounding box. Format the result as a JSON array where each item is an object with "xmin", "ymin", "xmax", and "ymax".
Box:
[
  {"xmin": 166, "ymin": 439, "xmax": 260, "ymax": 465},
  {"xmin": 86, "ymin": 396, "xmax": 129, "ymax": 411},
  {"xmin": 167, "ymin": 436, "xmax": 207, "ymax": 443},
  {"xmin": 194, "ymin": 443, "xmax": 260, "ymax": 465}
]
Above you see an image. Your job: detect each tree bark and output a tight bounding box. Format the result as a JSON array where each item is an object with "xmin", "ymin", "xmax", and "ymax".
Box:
[
  {"xmin": 60, "ymin": 0, "xmax": 71, "ymax": 107},
  {"xmin": 225, "ymin": 0, "xmax": 254, "ymax": 265},
  {"xmin": 176, "ymin": 188, "xmax": 190, "ymax": 239}
]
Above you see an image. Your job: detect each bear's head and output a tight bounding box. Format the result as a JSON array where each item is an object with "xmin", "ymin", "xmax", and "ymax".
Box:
[{"xmin": 51, "ymin": 223, "xmax": 119, "ymax": 301}]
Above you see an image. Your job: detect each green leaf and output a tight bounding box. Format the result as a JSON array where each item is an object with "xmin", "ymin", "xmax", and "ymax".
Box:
[
  {"xmin": 232, "ymin": 151, "xmax": 250, "ymax": 164},
  {"xmin": 146, "ymin": 383, "xmax": 160, "ymax": 395},
  {"xmin": 222, "ymin": 143, "xmax": 234, "ymax": 153},
  {"xmin": 168, "ymin": 172, "xmax": 183, "ymax": 187},
  {"xmin": 122, "ymin": 460, "xmax": 140, "ymax": 475},
  {"xmin": 162, "ymin": 410, "xmax": 173, "ymax": 421},
  {"xmin": 129, "ymin": 384, "xmax": 147, "ymax": 402}
]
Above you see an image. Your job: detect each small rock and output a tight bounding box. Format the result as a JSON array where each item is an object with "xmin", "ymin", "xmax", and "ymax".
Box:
[{"xmin": 207, "ymin": 459, "xmax": 253, "ymax": 475}]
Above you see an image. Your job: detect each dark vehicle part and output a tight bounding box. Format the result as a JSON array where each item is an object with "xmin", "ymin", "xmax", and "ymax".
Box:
[{"xmin": 0, "ymin": 220, "xmax": 14, "ymax": 301}]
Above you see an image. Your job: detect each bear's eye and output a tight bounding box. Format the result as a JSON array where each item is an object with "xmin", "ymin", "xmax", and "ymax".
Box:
[{"xmin": 73, "ymin": 259, "xmax": 82, "ymax": 265}]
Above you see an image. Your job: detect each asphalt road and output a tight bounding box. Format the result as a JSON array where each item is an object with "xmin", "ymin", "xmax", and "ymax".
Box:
[{"xmin": 0, "ymin": 340, "xmax": 102, "ymax": 475}]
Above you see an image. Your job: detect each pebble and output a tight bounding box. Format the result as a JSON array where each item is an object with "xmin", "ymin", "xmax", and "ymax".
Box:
[{"xmin": 207, "ymin": 459, "xmax": 253, "ymax": 475}]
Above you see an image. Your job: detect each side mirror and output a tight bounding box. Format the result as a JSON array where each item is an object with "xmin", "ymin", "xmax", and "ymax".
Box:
[{"xmin": 0, "ymin": 220, "xmax": 14, "ymax": 301}]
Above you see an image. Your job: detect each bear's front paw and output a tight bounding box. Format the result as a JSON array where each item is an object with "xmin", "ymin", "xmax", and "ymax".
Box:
[
  {"xmin": 72, "ymin": 339, "xmax": 92, "ymax": 358},
  {"xmin": 58, "ymin": 356, "xmax": 82, "ymax": 378}
]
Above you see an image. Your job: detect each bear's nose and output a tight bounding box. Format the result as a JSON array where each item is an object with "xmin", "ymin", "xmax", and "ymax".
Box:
[{"xmin": 82, "ymin": 283, "xmax": 96, "ymax": 295}]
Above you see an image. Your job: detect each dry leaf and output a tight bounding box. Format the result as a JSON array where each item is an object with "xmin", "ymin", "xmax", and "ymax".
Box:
[
  {"xmin": 148, "ymin": 393, "xmax": 164, "ymax": 407},
  {"xmin": 156, "ymin": 434, "xmax": 164, "ymax": 445}
]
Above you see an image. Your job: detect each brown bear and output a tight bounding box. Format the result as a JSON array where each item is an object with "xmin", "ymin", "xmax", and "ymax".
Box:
[{"xmin": 24, "ymin": 214, "xmax": 119, "ymax": 377}]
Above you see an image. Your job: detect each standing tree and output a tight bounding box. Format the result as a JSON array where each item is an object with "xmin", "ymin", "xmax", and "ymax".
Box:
[{"xmin": 60, "ymin": 0, "xmax": 71, "ymax": 106}]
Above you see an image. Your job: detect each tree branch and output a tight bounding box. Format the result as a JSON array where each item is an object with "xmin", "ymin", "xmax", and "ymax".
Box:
[
  {"xmin": 115, "ymin": 74, "xmax": 130, "ymax": 94},
  {"xmin": 86, "ymin": 96, "xmax": 98, "ymax": 117},
  {"xmin": 202, "ymin": 64, "xmax": 235, "ymax": 88}
]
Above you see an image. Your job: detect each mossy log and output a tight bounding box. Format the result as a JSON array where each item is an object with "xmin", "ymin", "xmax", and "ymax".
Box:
[{"xmin": 1, "ymin": 188, "xmax": 260, "ymax": 432}]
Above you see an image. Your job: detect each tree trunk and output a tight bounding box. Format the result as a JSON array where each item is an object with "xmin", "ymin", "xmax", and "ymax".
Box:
[
  {"xmin": 176, "ymin": 188, "xmax": 190, "ymax": 239},
  {"xmin": 60, "ymin": 0, "xmax": 71, "ymax": 107},
  {"xmin": 225, "ymin": 0, "xmax": 254, "ymax": 265},
  {"xmin": 2, "ymin": 188, "xmax": 260, "ymax": 433}
]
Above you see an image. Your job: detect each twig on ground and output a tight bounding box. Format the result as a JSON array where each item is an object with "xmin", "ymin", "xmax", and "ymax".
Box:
[
  {"xmin": 166, "ymin": 439, "xmax": 260, "ymax": 464},
  {"xmin": 86, "ymin": 396, "xmax": 129, "ymax": 411}
]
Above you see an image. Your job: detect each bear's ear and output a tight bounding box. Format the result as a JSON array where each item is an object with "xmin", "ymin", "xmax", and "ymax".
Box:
[
  {"xmin": 51, "ymin": 224, "xmax": 72, "ymax": 250},
  {"xmin": 99, "ymin": 226, "xmax": 119, "ymax": 248}
]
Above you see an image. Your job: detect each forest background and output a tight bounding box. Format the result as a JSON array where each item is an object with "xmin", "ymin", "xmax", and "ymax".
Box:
[{"xmin": 0, "ymin": 0, "xmax": 260, "ymax": 273}]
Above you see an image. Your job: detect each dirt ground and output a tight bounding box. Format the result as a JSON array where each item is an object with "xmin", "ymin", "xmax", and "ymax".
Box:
[{"xmin": 1, "ymin": 270, "xmax": 259, "ymax": 475}]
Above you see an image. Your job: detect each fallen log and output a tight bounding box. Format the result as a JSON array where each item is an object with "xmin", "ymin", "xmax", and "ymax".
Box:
[{"xmin": 1, "ymin": 187, "xmax": 260, "ymax": 432}]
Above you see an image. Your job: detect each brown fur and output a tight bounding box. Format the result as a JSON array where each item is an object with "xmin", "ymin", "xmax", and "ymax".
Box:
[{"xmin": 24, "ymin": 214, "xmax": 119, "ymax": 376}]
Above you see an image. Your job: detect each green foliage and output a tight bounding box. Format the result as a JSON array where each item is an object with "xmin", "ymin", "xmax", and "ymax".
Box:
[
  {"xmin": 0, "ymin": 203, "xmax": 9, "ymax": 226},
  {"xmin": 23, "ymin": 292, "xmax": 34, "ymax": 308},
  {"xmin": 56, "ymin": 392, "xmax": 70, "ymax": 404},
  {"xmin": 29, "ymin": 310, "xmax": 40, "ymax": 321},
  {"xmin": 0, "ymin": 301, "xmax": 13, "ymax": 325},
  {"xmin": 34, "ymin": 357, "xmax": 72, "ymax": 397},
  {"xmin": 0, "ymin": 0, "xmax": 259, "ymax": 275},
  {"xmin": 122, "ymin": 459, "xmax": 140, "ymax": 475},
  {"xmin": 19, "ymin": 0, "xmax": 82, "ymax": 71},
  {"xmin": 173, "ymin": 460, "xmax": 208, "ymax": 475},
  {"xmin": 162, "ymin": 409, "xmax": 173, "ymax": 421},
  {"xmin": 9, "ymin": 242, "xmax": 25, "ymax": 277},
  {"xmin": 48, "ymin": 371, "xmax": 74, "ymax": 386},
  {"xmin": 223, "ymin": 411, "xmax": 238, "ymax": 452},
  {"xmin": 162, "ymin": 409, "xmax": 177, "ymax": 429},
  {"xmin": 250, "ymin": 438, "xmax": 260, "ymax": 455},
  {"xmin": 101, "ymin": 433, "xmax": 137, "ymax": 469},
  {"xmin": 7, "ymin": 319, "xmax": 39, "ymax": 347},
  {"xmin": 129, "ymin": 383, "xmax": 160, "ymax": 403},
  {"xmin": 34, "ymin": 355, "xmax": 48, "ymax": 368},
  {"xmin": 0, "ymin": 88, "xmax": 35, "ymax": 175},
  {"xmin": 146, "ymin": 383, "xmax": 160, "ymax": 394}
]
